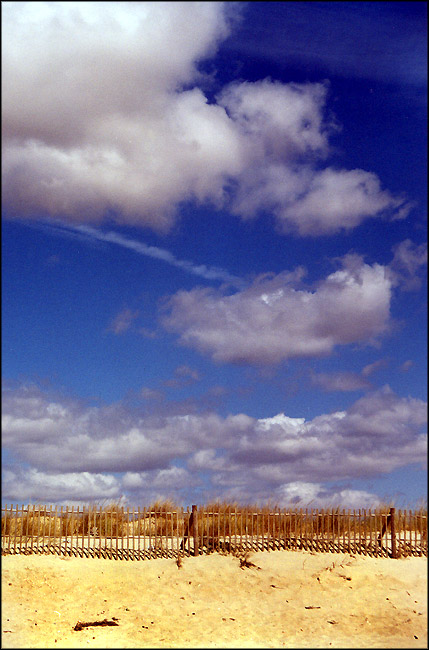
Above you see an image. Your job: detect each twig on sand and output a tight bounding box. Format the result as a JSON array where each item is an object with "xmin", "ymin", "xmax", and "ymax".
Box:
[
  {"xmin": 73, "ymin": 618, "xmax": 119, "ymax": 631},
  {"xmin": 239, "ymin": 552, "xmax": 261, "ymax": 570}
]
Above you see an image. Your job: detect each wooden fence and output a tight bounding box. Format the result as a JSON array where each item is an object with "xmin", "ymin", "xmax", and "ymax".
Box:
[{"xmin": 1, "ymin": 504, "xmax": 427, "ymax": 561}]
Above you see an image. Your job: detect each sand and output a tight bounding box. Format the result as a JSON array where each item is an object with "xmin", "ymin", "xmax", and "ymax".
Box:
[{"xmin": 1, "ymin": 549, "xmax": 427, "ymax": 648}]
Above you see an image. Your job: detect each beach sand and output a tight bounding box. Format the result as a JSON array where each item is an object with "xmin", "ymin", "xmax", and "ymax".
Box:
[{"xmin": 2, "ymin": 549, "xmax": 427, "ymax": 648}]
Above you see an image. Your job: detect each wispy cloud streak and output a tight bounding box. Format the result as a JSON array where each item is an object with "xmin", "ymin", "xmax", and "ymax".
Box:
[{"xmin": 37, "ymin": 221, "xmax": 244, "ymax": 287}]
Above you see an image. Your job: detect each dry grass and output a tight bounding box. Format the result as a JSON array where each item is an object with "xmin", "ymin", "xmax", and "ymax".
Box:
[
  {"xmin": 1, "ymin": 513, "xmax": 62, "ymax": 538},
  {"xmin": 142, "ymin": 499, "xmax": 183, "ymax": 536}
]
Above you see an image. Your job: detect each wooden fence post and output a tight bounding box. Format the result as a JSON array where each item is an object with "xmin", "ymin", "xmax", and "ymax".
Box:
[
  {"xmin": 192, "ymin": 505, "xmax": 199, "ymax": 556},
  {"xmin": 390, "ymin": 507, "xmax": 397, "ymax": 558}
]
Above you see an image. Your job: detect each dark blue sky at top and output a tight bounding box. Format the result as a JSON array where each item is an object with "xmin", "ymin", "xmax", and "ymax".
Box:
[{"xmin": 215, "ymin": 2, "xmax": 427, "ymax": 201}]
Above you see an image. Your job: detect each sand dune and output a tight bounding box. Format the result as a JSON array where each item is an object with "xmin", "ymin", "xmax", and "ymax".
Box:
[{"xmin": 2, "ymin": 549, "xmax": 427, "ymax": 648}]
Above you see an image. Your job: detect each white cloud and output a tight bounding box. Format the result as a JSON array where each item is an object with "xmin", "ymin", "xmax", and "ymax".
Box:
[
  {"xmin": 2, "ymin": 468, "xmax": 120, "ymax": 505},
  {"xmin": 1, "ymin": 386, "xmax": 240, "ymax": 474},
  {"xmin": 2, "ymin": 2, "xmax": 238, "ymax": 229},
  {"xmin": 311, "ymin": 371, "xmax": 372, "ymax": 392},
  {"xmin": 161, "ymin": 254, "xmax": 393, "ymax": 364},
  {"xmin": 122, "ymin": 472, "xmax": 145, "ymax": 490},
  {"xmin": 274, "ymin": 168, "xmax": 408, "ymax": 236},
  {"xmin": 2, "ymin": 2, "xmax": 410, "ymax": 236},
  {"xmin": 141, "ymin": 387, "xmax": 165, "ymax": 401},
  {"xmin": 400, "ymin": 360, "xmax": 414, "ymax": 373},
  {"xmin": 123, "ymin": 466, "xmax": 193, "ymax": 491},
  {"xmin": 272, "ymin": 482, "xmax": 381, "ymax": 509},
  {"xmin": 2, "ymin": 384, "xmax": 426, "ymax": 506},
  {"xmin": 361, "ymin": 359, "xmax": 388, "ymax": 377},
  {"xmin": 218, "ymin": 79, "xmax": 331, "ymax": 159},
  {"xmin": 108, "ymin": 308, "xmax": 139, "ymax": 334},
  {"xmin": 388, "ymin": 239, "xmax": 428, "ymax": 291},
  {"xmin": 174, "ymin": 365, "xmax": 200, "ymax": 381},
  {"xmin": 212, "ymin": 386, "xmax": 427, "ymax": 492},
  {"xmin": 163, "ymin": 365, "xmax": 201, "ymax": 389},
  {"xmin": 218, "ymin": 80, "xmax": 410, "ymax": 235}
]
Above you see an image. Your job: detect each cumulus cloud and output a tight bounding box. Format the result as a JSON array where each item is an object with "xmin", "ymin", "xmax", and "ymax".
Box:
[
  {"xmin": 272, "ymin": 482, "xmax": 381, "ymax": 509},
  {"xmin": 123, "ymin": 466, "xmax": 195, "ymax": 492},
  {"xmin": 2, "ymin": 383, "xmax": 426, "ymax": 505},
  {"xmin": 272, "ymin": 167, "xmax": 408, "ymax": 236},
  {"xmin": 201, "ymin": 386, "xmax": 427, "ymax": 497},
  {"xmin": 218, "ymin": 79, "xmax": 331, "ymax": 159},
  {"xmin": 161, "ymin": 254, "xmax": 393, "ymax": 364},
  {"xmin": 2, "ymin": 468, "xmax": 120, "ymax": 505},
  {"xmin": 1, "ymin": 385, "xmax": 245, "ymax": 474},
  {"xmin": 2, "ymin": 2, "xmax": 410, "ymax": 236},
  {"xmin": 2, "ymin": 2, "xmax": 238, "ymax": 229}
]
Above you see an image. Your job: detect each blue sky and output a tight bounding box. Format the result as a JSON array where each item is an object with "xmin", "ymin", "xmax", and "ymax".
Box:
[{"xmin": 2, "ymin": 1, "xmax": 427, "ymax": 509}]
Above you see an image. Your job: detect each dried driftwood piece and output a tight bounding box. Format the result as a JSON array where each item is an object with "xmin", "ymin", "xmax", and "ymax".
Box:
[
  {"xmin": 239, "ymin": 552, "xmax": 261, "ymax": 570},
  {"xmin": 73, "ymin": 617, "xmax": 119, "ymax": 631}
]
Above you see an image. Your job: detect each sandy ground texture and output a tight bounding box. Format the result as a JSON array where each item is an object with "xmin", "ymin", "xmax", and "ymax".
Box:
[{"xmin": 1, "ymin": 549, "xmax": 427, "ymax": 648}]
